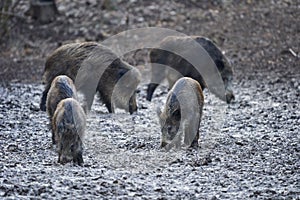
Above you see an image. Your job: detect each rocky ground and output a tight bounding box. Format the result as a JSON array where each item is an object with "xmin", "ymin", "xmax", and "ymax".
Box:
[{"xmin": 0, "ymin": 0, "xmax": 299, "ymax": 199}]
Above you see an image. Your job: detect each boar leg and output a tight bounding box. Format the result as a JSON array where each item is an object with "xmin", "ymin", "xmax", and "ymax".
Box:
[
  {"xmin": 40, "ymin": 84, "xmax": 51, "ymax": 111},
  {"xmin": 51, "ymin": 129, "xmax": 56, "ymax": 145},
  {"xmin": 97, "ymin": 90, "xmax": 114, "ymax": 113},
  {"xmin": 146, "ymin": 83, "xmax": 159, "ymax": 101},
  {"xmin": 183, "ymin": 118, "xmax": 200, "ymax": 148},
  {"xmin": 191, "ymin": 129, "xmax": 200, "ymax": 148},
  {"xmin": 103, "ymin": 96, "xmax": 114, "ymax": 113},
  {"xmin": 58, "ymin": 152, "xmax": 62, "ymax": 163},
  {"xmin": 190, "ymin": 118, "xmax": 201, "ymax": 148},
  {"xmin": 128, "ymin": 94, "xmax": 138, "ymax": 114}
]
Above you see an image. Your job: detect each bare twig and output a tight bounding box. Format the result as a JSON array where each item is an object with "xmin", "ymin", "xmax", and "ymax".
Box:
[
  {"xmin": 281, "ymin": 48, "xmax": 299, "ymax": 58},
  {"xmin": 288, "ymin": 48, "xmax": 299, "ymax": 58}
]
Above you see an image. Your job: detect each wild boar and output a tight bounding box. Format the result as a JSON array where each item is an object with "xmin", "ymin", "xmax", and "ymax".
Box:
[
  {"xmin": 46, "ymin": 75, "xmax": 78, "ymax": 120},
  {"xmin": 46, "ymin": 75, "xmax": 78, "ymax": 144},
  {"xmin": 40, "ymin": 42, "xmax": 141, "ymax": 114},
  {"xmin": 52, "ymin": 98, "xmax": 86, "ymax": 165},
  {"xmin": 157, "ymin": 77, "xmax": 204, "ymax": 149},
  {"xmin": 147, "ymin": 36, "xmax": 234, "ymax": 103}
]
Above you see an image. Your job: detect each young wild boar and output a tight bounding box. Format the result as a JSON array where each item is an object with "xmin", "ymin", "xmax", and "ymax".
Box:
[
  {"xmin": 157, "ymin": 77, "xmax": 204, "ymax": 149},
  {"xmin": 40, "ymin": 42, "xmax": 141, "ymax": 114},
  {"xmin": 52, "ymin": 98, "xmax": 86, "ymax": 165},
  {"xmin": 46, "ymin": 75, "xmax": 78, "ymax": 119},
  {"xmin": 46, "ymin": 75, "xmax": 78, "ymax": 144},
  {"xmin": 147, "ymin": 36, "xmax": 234, "ymax": 103}
]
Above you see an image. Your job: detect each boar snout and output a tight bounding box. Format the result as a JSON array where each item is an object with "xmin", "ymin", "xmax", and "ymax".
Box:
[
  {"xmin": 58, "ymin": 149, "xmax": 84, "ymax": 166},
  {"xmin": 73, "ymin": 153, "xmax": 84, "ymax": 166},
  {"xmin": 224, "ymin": 76, "xmax": 234, "ymax": 103},
  {"xmin": 58, "ymin": 154, "xmax": 73, "ymax": 165},
  {"xmin": 226, "ymin": 90, "xmax": 235, "ymax": 103},
  {"xmin": 160, "ymin": 141, "xmax": 168, "ymax": 148}
]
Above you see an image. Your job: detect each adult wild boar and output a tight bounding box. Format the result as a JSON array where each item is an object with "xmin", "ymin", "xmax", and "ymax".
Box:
[
  {"xmin": 157, "ymin": 77, "xmax": 204, "ymax": 149},
  {"xmin": 40, "ymin": 42, "xmax": 141, "ymax": 114},
  {"xmin": 52, "ymin": 98, "xmax": 86, "ymax": 165},
  {"xmin": 147, "ymin": 36, "xmax": 234, "ymax": 103}
]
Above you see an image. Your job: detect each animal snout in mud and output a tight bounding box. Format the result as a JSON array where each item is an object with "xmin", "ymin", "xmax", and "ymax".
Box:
[
  {"xmin": 58, "ymin": 143, "xmax": 84, "ymax": 166},
  {"xmin": 147, "ymin": 35, "xmax": 235, "ymax": 104},
  {"xmin": 157, "ymin": 77, "xmax": 204, "ymax": 149},
  {"xmin": 58, "ymin": 154, "xmax": 73, "ymax": 165},
  {"xmin": 53, "ymin": 98, "xmax": 86, "ymax": 166},
  {"xmin": 226, "ymin": 90, "xmax": 235, "ymax": 103}
]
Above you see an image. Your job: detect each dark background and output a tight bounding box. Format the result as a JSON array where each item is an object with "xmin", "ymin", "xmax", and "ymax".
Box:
[{"xmin": 1, "ymin": 0, "xmax": 298, "ymax": 84}]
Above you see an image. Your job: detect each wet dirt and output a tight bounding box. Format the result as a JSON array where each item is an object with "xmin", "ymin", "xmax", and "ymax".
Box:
[{"xmin": 0, "ymin": 0, "xmax": 299, "ymax": 199}]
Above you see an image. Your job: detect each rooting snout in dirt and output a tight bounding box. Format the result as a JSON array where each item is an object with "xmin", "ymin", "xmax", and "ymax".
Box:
[
  {"xmin": 46, "ymin": 75, "xmax": 78, "ymax": 144},
  {"xmin": 52, "ymin": 98, "xmax": 86, "ymax": 165},
  {"xmin": 147, "ymin": 35, "xmax": 234, "ymax": 103},
  {"xmin": 157, "ymin": 77, "xmax": 204, "ymax": 149},
  {"xmin": 40, "ymin": 42, "xmax": 141, "ymax": 114}
]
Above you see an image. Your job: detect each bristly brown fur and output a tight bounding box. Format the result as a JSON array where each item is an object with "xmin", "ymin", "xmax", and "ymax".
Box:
[
  {"xmin": 40, "ymin": 42, "xmax": 141, "ymax": 114},
  {"xmin": 147, "ymin": 35, "xmax": 234, "ymax": 103},
  {"xmin": 157, "ymin": 77, "xmax": 204, "ymax": 149},
  {"xmin": 46, "ymin": 75, "xmax": 78, "ymax": 144},
  {"xmin": 52, "ymin": 98, "xmax": 86, "ymax": 165}
]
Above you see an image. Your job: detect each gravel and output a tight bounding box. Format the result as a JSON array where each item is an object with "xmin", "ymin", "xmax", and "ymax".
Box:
[
  {"xmin": 0, "ymin": 77, "xmax": 299, "ymax": 199},
  {"xmin": 0, "ymin": 0, "xmax": 299, "ymax": 199}
]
